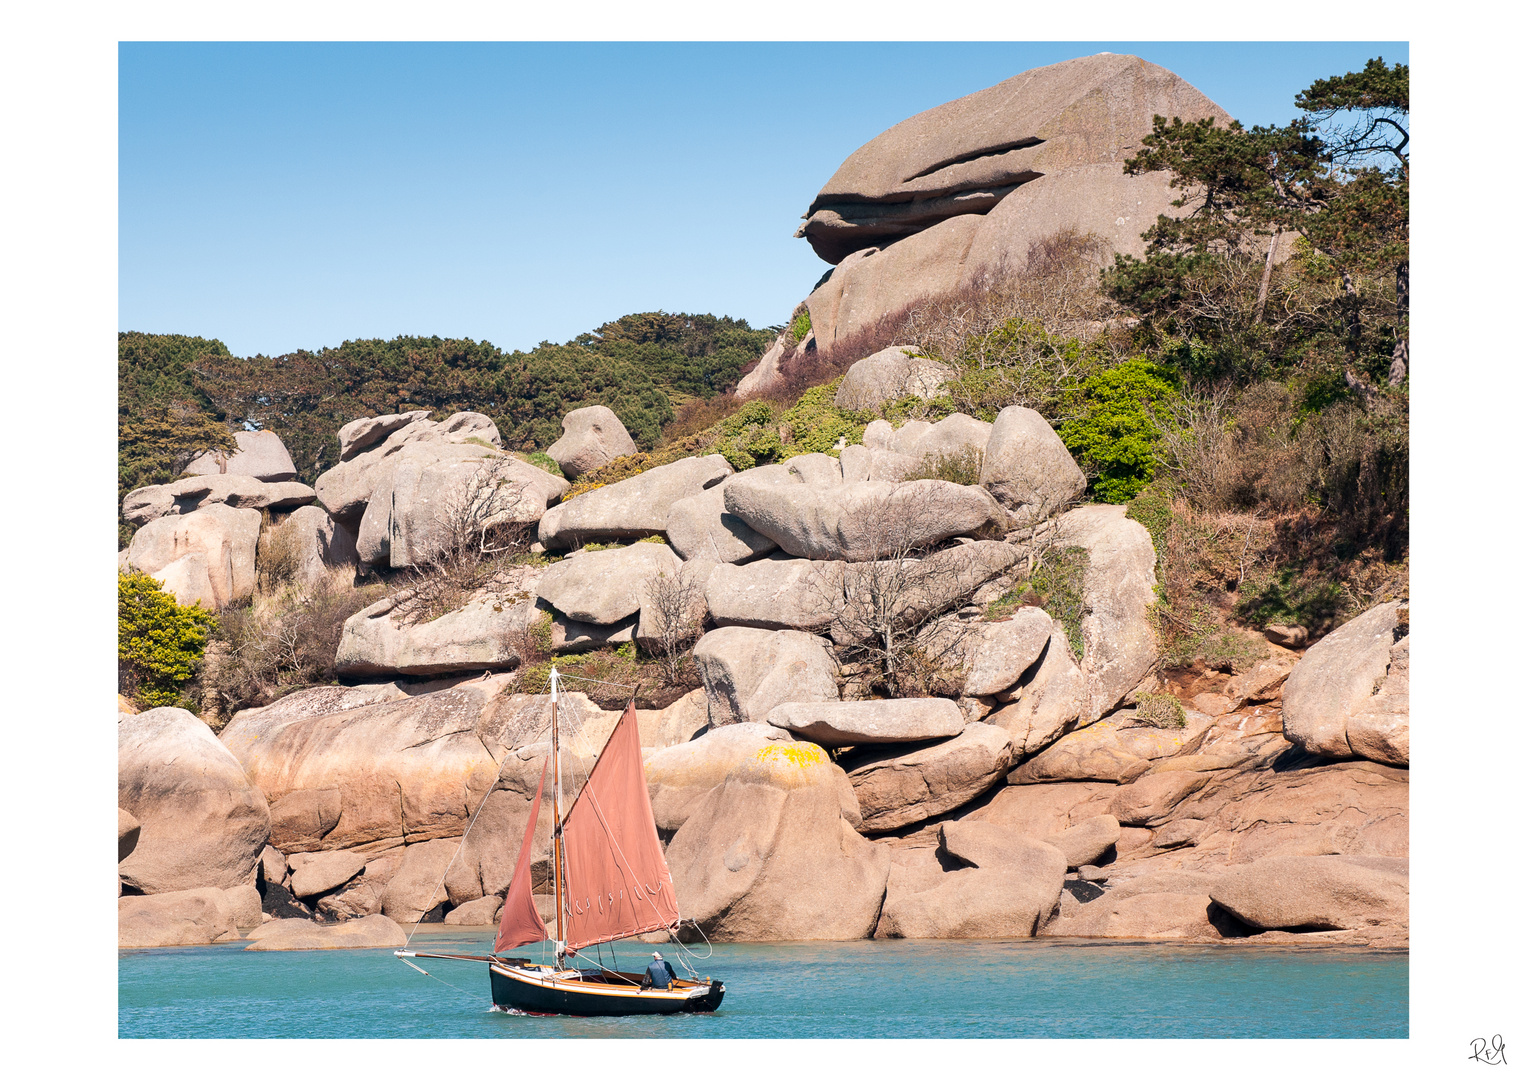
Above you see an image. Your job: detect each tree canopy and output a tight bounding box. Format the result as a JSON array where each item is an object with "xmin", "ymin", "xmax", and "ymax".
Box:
[
  {"xmin": 118, "ymin": 312, "xmax": 772, "ymax": 496},
  {"xmin": 1102, "ymin": 57, "xmax": 1409, "ymax": 390}
]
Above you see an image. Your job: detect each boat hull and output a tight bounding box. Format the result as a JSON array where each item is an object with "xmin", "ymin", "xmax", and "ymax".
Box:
[{"xmin": 489, "ymin": 960, "xmax": 725, "ymax": 1017}]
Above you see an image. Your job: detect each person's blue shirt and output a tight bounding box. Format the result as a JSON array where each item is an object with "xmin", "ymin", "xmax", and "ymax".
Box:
[{"xmin": 644, "ymin": 956, "xmax": 676, "ymax": 988}]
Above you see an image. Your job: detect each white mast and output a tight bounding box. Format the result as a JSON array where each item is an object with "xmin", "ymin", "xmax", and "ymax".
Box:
[{"xmin": 550, "ymin": 667, "xmax": 565, "ymax": 964}]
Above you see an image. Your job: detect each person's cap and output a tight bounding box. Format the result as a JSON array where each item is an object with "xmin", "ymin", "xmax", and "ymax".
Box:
[{"xmin": 652, "ymin": 952, "xmax": 662, "ymax": 958}]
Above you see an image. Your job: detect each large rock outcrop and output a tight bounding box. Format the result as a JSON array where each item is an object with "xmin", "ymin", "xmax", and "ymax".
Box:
[
  {"xmin": 843, "ymin": 723, "xmax": 1013, "ymax": 832},
  {"xmin": 355, "ymin": 448, "xmax": 568, "ymax": 570},
  {"xmin": 704, "ymin": 554, "xmax": 841, "ymax": 632},
  {"xmin": 692, "ymin": 626, "xmax": 839, "ymax": 726},
  {"xmin": 986, "ymin": 629, "xmax": 1086, "ymax": 757},
  {"xmin": 122, "ymin": 502, "xmax": 261, "ymax": 609},
  {"xmin": 535, "ymin": 543, "xmax": 682, "ymax": 625},
  {"xmin": 184, "ymin": 429, "xmax": 299, "ymax": 483},
  {"xmin": 833, "ymin": 347, "xmax": 953, "ymax": 412},
  {"xmin": 276, "ymin": 504, "xmax": 359, "ymax": 586},
  {"xmin": 665, "ymin": 739, "xmax": 889, "ymax": 940},
  {"xmin": 545, "ymin": 405, "xmax": 637, "ymax": 480},
  {"xmin": 1039, "ymin": 890, "xmax": 1222, "ymax": 941},
  {"xmin": 315, "ymin": 411, "xmax": 508, "ymax": 528},
  {"xmin": 334, "ymin": 593, "xmax": 536, "ymax": 678},
  {"xmin": 219, "ymin": 679, "xmax": 531, "ymax": 852},
  {"xmin": 1006, "ymin": 708, "xmax": 1212, "ymax": 784},
  {"xmin": 978, "ymin": 406, "xmax": 1087, "ymax": 525},
  {"xmin": 119, "ymin": 887, "xmax": 242, "ymax": 947},
  {"xmin": 958, "ymin": 607, "xmax": 1054, "ymax": 696},
  {"xmin": 766, "ymin": 698, "xmax": 965, "ymax": 747},
  {"xmin": 118, "ymin": 708, "xmax": 272, "ymax": 893},
  {"xmin": 798, "ymin": 54, "xmax": 1232, "ymax": 349},
  {"xmin": 337, "ymin": 410, "xmax": 430, "ymax": 460},
  {"xmin": 1052, "ymin": 504, "xmax": 1160, "ymax": 724},
  {"xmin": 644, "ymin": 722, "xmax": 798, "ymax": 832},
  {"xmin": 723, "ymin": 477, "xmax": 1006, "ymax": 561},
  {"xmin": 1282, "ymin": 602, "xmax": 1409, "ymax": 766},
  {"xmin": 1209, "ymin": 855, "xmax": 1409, "ymax": 932},
  {"xmin": 537, "ymin": 455, "xmax": 732, "ymax": 549},
  {"xmin": 665, "ymin": 479, "xmax": 780, "ymax": 565},
  {"xmin": 876, "ymin": 824, "xmax": 1065, "ymax": 939},
  {"xmin": 243, "ymin": 913, "xmax": 408, "ymax": 951},
  {"xmin": 122, "ymin": 474, "xmax": 316, "ymax": 527}
]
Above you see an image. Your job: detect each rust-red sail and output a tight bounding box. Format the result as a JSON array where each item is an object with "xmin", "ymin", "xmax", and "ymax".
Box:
[
  {"xmin": 560, "ymin": 702, "xmax": 681, "ymax": 950},
  {"xmin": 493, "ymin": 759, "xmax": 549, "ymax": 953}
]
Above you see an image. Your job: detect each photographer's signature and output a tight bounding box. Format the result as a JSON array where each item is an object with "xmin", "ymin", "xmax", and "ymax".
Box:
[{"xmin": 1469, "ymin": 1035, "xmax": 1507, "ymax": 1064}]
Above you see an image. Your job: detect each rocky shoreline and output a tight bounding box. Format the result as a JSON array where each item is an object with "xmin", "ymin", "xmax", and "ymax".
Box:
[{"xmin": 118, "ymin": 401, "xmax": 1408, "ymax": 953}]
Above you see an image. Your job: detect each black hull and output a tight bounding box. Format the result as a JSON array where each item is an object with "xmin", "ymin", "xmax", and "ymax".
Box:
[{"xmin": 489, "ymin": 960, "xmax": 724, "ymax": 1017}]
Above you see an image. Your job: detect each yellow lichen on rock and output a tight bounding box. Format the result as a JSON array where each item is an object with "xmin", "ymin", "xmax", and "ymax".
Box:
[{"xmin": 756, "ymin": 744, "xmax": 826, "ymax": 769}]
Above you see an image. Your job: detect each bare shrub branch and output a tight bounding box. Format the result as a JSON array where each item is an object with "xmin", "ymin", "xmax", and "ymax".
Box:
[
  {"xmin": 812, "ymin": 489, "xmax": 1013, "ymax": 698},
  {"xmin": 643, "ymin": 568, "xmax": 707, "ymax": 684},
  {"xmin": 207, "ymin": 571, "xmax": 385, "ymax": 719},
  {"xmin": 390, "ymin": 457, "xmax": 535, "ymax": 624}
]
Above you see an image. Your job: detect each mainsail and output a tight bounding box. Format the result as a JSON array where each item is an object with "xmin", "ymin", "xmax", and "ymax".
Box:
[
  {"xmin": 560, "ymin": 702, "xmax": 681, "ymax": 950},
  {"xmin": 493, "ymin": 760, "xmax": 549, "ymax": 953}
]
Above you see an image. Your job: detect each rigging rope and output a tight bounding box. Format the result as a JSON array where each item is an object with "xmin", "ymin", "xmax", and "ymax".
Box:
[
  {"xmin": 396, "ymin": 955, "xmax": 486, "ymax": 1001},
  {"xmin": 665, "ymin": 920, "xmax": 714, "ymax": 977}
]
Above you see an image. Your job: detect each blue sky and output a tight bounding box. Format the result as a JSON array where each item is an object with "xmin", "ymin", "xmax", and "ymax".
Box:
[{"xmin": 119, "ymin": 42, "xmax": 1408, "ymax": 358}]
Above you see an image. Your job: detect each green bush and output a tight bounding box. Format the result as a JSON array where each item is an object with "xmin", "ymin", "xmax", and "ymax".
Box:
[
  {"xmin": 1235, "ymin": 569, "xmax": 1347, "ymax": 633},
  {"xmin": 1059, "ymin": 358, "xmax": 1180, "ymax": 503},
  {"xmin": 1125, "ymin": 479, "xmax": 1176, "ymax": 587},
  {"xmin": 1190, "ymin": 630, "xmax": 1270, "ymax": 674},
  {"xmin": 118, "ymin": 572, "xmax": 218, "ymax": 710},
  {"xmin": 778, "ymin": 380, "xmax": 869, "ymax": 458},
  {"xmin": 788, "ymin": 309, "xmax": 811, "ymax": 344},
  {"xmin": 522, "ymin": 451, "xmax": 565, "ymax": 478},
  {"xmin": 983, "ymin": 585, "xmax": 1032, "ymax": 623},
  {"xmin": 933, "ymin": 318, "xmax": 1103, "ymax": 421},
  {"xmin": 1030, "ymin": 547, "xmax": 1090, "ymax": 656},
  {"xmin": 527, "ymin": 609, "xmax": 555, "ymax": 655},
  {"xmin": 984, "ymin": 548, "xmax": 1090, "ymax": 656},
  {"xmin": 880, "ymin": 392, "xmax": 958, "ymax": 428},
  {"xmin": 716, "ymin": 401, "xmax": 784, "ymax": 470}
]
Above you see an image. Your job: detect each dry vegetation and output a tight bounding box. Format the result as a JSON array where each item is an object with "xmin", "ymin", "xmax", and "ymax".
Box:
[
  {"xmin": 386, "ymin": 458, "xmax": 539, "ymax": 624},
  {"xmin": 811, "ymin": 491, "xmax": 1010, "ymax": 698},
  {"xmin": 204, "ymin": 567, "xmax": 384, "ymax": 726}
]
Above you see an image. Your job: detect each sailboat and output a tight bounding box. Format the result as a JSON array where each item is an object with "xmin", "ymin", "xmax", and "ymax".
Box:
[{"xmin": 395, "ymin": 669, "xmax": 726, "ymax": 1017}]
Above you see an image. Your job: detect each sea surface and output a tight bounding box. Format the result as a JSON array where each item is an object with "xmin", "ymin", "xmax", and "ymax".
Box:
[{"xmin": 118, "ymin": 926, "xmax": 1407, "ymax": 1039}]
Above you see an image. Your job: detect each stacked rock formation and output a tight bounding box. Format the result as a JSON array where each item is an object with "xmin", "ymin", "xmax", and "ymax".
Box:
[
  {"xmin": 118, "ymin": 388, "xmax": 1410, "ymax": 949},
  {"xmin": 119, "ymin": 411, "xmax": 571, "ymax": 613},
  {"xmin": 795, "ymin": 54, "xmax": 1232, "ymax": 352}
]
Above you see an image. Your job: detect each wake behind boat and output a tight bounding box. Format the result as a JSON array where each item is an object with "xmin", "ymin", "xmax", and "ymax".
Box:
[{"xmin": 396, "ymin": 668, "xmax": 725, "ymax": 1017}]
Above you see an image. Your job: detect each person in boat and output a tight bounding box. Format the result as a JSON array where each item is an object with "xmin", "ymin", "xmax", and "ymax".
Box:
[{"xmin": 642, "ymin": 952, "xmax": 677, "ymax": 990}]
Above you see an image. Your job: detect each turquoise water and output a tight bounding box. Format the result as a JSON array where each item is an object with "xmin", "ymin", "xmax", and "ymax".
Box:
[{"xmin": 118, "ymin": 927, "xmax": 1407, "ymax": 1039}]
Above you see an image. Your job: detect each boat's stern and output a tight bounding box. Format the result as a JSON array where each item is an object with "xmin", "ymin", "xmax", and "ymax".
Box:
[{"xmin": 683, "ymin": 977, "xmax": 725, "ymax": 1013}]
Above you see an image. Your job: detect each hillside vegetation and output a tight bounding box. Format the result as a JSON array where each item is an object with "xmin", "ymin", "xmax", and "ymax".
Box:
[{"xmin": 117, "ymin": 313, "xmax": 772, "ymax": 540}]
